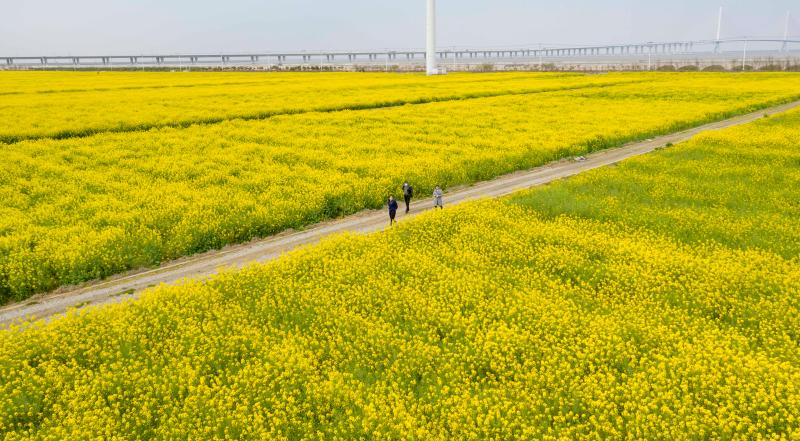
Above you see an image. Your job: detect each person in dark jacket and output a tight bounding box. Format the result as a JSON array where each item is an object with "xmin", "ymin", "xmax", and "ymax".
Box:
[
  {"xmin": 402, "ymin": 182, "xmax": 414, "ymax": 213},
  {"xmin": 388, "ymin": 196, "xmax": 399, "ymax": 226}
]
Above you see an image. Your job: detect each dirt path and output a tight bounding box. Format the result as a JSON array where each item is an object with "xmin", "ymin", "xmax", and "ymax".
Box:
[{"xmin": 2, "ymin": 100, "xmax": 798, "ymax": 327}]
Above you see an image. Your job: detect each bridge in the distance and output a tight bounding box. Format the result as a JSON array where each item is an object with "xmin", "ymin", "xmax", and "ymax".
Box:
[{"xmin": 2, "ymin": 37, "xmax": 798, "ymax": 68}]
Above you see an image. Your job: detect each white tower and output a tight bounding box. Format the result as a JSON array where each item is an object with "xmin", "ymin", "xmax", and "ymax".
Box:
[
  {"xmin": 783, "ymin": 11, "xmax": 791, "ymax": 52},
  {"xmin": 426, "ymin": 0, "xmax": 437, "ymax": 75},
  {"xmin": 714, "ymin": 6, "xmax": 723, "ymax": 53}
]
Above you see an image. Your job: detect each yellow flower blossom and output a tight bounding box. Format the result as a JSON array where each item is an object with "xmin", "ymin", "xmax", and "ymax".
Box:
[
  {"xmin": 2, "ymin": 102, "xmax": 800, "ymax": 439},
  {"xmin": 2, "ymin": 73, "xmax": 800, "ymax": 301}
]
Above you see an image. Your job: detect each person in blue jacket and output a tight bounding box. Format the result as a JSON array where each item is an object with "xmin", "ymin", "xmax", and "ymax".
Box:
[{"xmin": 388, "ymin": 195, "xmax": 399, "ymax": 226}]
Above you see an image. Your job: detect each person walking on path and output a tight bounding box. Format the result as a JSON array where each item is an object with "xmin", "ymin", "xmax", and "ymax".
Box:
[
  {"xmin": 402, "ymin": 182, "xmax": 414, "ymax": 213},
  {"xmin": 387, "ymin": 196, "xmax": 399, "ymax": 226},
  {"xmin": 433, "ymin": 186, "xmax": 444, "ymax": 209}
]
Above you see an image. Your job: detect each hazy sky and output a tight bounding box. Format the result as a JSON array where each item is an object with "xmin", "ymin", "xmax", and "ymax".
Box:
[{"xmin": 1, "ymin": 0, "xmax": 796, "ymax": 55}]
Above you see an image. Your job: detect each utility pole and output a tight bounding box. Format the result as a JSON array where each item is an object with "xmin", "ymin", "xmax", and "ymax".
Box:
[
  {"xmin": 426, "ymin": 0, "xmax": 437, "ymax": 75},
  {"xmin": 742, "ymin": 40, "xmax": 748, "ymax": 71},
  {"xmin": 539, "ymin": 44, "xmax": 543, "ymax": 71},
  {"xmin": 715, "ymin": 6, "xmax": 723, "ymax": 53}
]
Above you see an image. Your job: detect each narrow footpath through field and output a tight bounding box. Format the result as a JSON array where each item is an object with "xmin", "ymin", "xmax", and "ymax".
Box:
[{"xmin": 2, "ymin": 99, "xmax": 799, "ymax": 327}]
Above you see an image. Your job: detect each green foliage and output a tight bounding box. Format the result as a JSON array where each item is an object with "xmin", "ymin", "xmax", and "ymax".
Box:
[{"xmin": 510, "ymin": 109, "xmax": 800, "ymax": 258}]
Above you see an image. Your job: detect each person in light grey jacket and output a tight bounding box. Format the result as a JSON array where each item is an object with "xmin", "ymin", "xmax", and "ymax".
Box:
[{"xmin": 433, "ymin": 186, "xmax": 444, "ymax": 209}]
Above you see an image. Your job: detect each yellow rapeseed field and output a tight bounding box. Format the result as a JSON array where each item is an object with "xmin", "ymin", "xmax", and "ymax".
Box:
[
  {"xmin": 2, "ymin": 106, "xmax": 799, "ymax": 439},
  {"xmin": 2, "ymin": 73, "xmax": 800, "ymax": 301},
  {"xmin": 1, "ymin": 72, "xmax": 797, "ymax": 143},
  {"xmin": 0, "ymin": 71, "xmax": 632, "ymax": 142}
]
